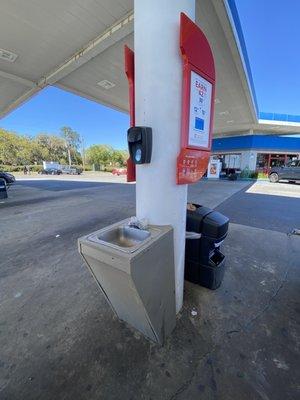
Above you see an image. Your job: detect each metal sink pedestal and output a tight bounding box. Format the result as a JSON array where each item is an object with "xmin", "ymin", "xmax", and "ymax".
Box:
[{"xmin": 78, "ymin": 219, "xmax": 176, "ymax": 344}]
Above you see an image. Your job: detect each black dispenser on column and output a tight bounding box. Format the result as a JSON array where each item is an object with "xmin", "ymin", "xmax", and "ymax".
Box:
[{"xmin": 127, "ymin": 126, "xmax": 152, "ymax": 164}]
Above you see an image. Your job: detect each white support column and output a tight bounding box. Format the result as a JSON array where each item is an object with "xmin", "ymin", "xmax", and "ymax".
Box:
[{"xmin": 134, "ymin": 0, "xmax": 195, "ymax": 312}]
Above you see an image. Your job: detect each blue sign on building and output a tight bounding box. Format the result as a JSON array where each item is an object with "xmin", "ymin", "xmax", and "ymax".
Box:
[
  {"xmin": 211, "ymin": 135, "xmax": 300, "ymax": 172},
  {"xmin": 212, "ymin": 135, "xmax": 300, "ymax": 153}
]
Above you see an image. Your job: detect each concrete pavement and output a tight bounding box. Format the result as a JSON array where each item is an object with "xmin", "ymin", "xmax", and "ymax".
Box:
[
  {"xmin": 246, "ymin": 180, "xmax": 300, "ymax": 198},
  {"xmin": 0, "ymin": 179, "xmax": 299, "ymax": 399}
]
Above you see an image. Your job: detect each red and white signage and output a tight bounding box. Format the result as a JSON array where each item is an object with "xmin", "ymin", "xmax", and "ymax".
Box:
[{"xmin": 177, "ymin": 13, "xmax": 216, "ymax": 184}]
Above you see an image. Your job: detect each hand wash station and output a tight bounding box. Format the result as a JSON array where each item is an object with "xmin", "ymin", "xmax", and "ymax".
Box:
[
  {"xmin": 78, "ymin": 218, "xmax": 176, "ymax": 344},
  {"xmin": 78, "ymin": 9, "xmax": 217, "ymax": 345}
]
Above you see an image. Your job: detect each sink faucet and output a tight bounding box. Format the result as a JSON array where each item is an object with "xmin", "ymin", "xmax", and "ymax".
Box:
[{"xmin": 127, "ymin": 217, "xmax": 148, "ymax": 230}]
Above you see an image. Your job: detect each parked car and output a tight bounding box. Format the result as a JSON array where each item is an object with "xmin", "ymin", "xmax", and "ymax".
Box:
[
  {"xmin": 269, "ymin": 160, "xmax": 300, "ymax": 183},
  {"xmin": 61, "ymin": 166, "xmax": 82, "ymax": 175},
  {"xmin": 0, "ymin": 171, "xmax": 16, "ymax": 185},
  {"xmin": 111, "ymin": 168, "xmax": 127, "ymax": 176},
  {"xmin": 39, "ymin": 168, "xmax": 62, "ymax": 175}
]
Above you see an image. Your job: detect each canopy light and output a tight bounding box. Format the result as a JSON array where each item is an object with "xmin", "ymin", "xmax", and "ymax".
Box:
[
  {"xmin": 0, "ymin": 48, "xmax": 18, "ymax": 63},
  {"xmin": 97, "ymin": 79, "xmax": 115, "ymax": 89}
]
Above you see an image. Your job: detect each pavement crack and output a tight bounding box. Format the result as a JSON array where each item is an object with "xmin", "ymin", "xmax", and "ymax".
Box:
[
  {"xmin": 226, "ymin": 329, "xmax": 240, "ymax": 335},
  {"xmin": 169, "ymin": 259, "xmax": 290, "ymax": 400},
  {"xmin": 168, "ymin": 348, "xmax": 214, "ymax": 400},
  {"xmin": 244, "ymin": 265, "xmax": 289, "ymax": 329}
]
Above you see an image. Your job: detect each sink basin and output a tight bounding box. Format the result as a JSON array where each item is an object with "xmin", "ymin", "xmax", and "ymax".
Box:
[
  {"xmin": 88, "ymin": 225, "xmax": 152, "ymax": 252},
  {"xmin": 99, "ymin": 226, "xmax": 150, "ymax": 247}
]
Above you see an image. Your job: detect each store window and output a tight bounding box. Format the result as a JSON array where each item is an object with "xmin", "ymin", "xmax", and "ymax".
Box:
[
  {"xmin": 256, "ymin": 153, "xmax": 269, "ymax": 169},
  {"xmin": 214, "ymin": 154, "xmax": 241, "ymax": 170},
  {"xmin": 256, "ymin": 153, "xmax": 299, "ymax": 173}
]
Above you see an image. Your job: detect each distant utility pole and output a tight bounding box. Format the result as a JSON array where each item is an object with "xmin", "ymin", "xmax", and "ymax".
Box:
[
  {"xmin": 81, "ymin": 135, "xmax": 86, "ymax": 171},
  {"xmin": 64, "ymin": 141, "xmax": 72, "ymax": 167}
]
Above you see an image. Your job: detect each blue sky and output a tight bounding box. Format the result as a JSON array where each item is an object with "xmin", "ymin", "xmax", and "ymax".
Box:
[
  {"xmin": 1, "ymin": 0, "xmax": 299, "ymax": 149},
  {"xmin": 1, "ymin": 88, "xmax": 130, "ymax": 149},
  {"xmin": 236, "ymin": 0, "xmax": 300, "ymax": 115}
]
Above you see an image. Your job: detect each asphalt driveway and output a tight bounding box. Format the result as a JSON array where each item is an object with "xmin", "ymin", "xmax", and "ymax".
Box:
[{"xmin": 0, "ymin": 178, "xmax": 299, "ymax": 400}]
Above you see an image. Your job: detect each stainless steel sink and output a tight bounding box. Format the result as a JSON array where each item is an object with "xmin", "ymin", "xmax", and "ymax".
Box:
[
  {"xmin": 79, "ymin": 221, "xmax": 176, "ymax": 344},
  {"xmin": 88, "ymin": 225, "xmax": 152, "ymax": 253}
]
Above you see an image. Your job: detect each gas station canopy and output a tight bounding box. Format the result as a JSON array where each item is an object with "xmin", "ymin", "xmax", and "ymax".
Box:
[{"xmin": 1, "ymin": 0, "xmax": 299, "ymax": 135}]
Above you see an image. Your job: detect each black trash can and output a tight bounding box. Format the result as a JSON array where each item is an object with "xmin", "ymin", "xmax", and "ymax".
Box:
[
  {"xmin": 0, "ymin": 178, "xmax": 8, "ymax": 199},
  {"xmin": 185, "ymin": 204, "xmax": 229, "ymax": 289}
]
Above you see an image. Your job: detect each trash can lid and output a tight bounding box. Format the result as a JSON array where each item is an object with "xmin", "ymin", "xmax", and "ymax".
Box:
[
  {"xmin": 186, "ymin": 205, "xmax": 212, "ymax": 233},
  {"xmin": 186, "ymin": 204, "xmax": 229, "ymax": 238},
  {"xmin": 202, "ymin": 211, "xmax": 229, "ymax": 239}
]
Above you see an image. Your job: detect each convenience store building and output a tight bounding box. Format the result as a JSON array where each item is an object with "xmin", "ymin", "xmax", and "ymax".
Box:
[{"xmin": 212, "ymin": 115, "xmax": 300, "ymax": 173}]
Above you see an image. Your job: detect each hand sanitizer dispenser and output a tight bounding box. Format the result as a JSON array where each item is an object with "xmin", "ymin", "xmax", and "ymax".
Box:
[{"xmin": 127, "ymin": 126, "xmax": 152, "ymax": 164}]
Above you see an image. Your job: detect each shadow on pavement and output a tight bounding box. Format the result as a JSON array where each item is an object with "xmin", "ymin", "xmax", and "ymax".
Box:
[
  {"xmin": 2, "ymin": 180, "xmax": 131, "ymax": 208},
  {"xmin": 15, "ymin": 180, "xmax": 115, "ymax": 191}
]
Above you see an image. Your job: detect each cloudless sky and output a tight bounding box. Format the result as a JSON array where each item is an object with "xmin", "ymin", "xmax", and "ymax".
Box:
[
  {"xmin": 1, "ymin": 0, "xmax": 299, "ymax": 148},
  {"xmin": 1, "ymin": 88, "xmax": 130, "ymax": 149},
  {"xmin": 235, "ymin": 0, "xmax": 300, "ymax": 115}
]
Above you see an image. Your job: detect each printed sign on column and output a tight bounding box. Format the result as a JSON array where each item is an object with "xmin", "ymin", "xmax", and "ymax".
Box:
[{"xmin": 188, "ymin": 71, "xmax": 212, "ymax": 149}]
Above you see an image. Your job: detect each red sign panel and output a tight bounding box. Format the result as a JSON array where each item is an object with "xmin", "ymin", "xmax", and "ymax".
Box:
[
  {"xmin": 177, "ymin": 13, "xmax": 216, "ymax": 184},
  {"xmin": 124, "ymin": 45, "xmax": 136, "ymax": 182}
]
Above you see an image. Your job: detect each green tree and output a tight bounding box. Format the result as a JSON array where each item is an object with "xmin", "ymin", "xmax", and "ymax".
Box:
[
  {"xmin": 0, "ymin": 129, "xmax": 32, "ymax": 165},
  {"xmin": 70, "ymin": 150, "xmax": 82, "ymax": 165},
  {"xmin": 0, "ymin": 129, "xmax": 18, "ymax": 164},
  {"xmin": 112, "ymin": 149, "xmax": 128, "ymax": 166},
  {"xmin": 60, "ymin": 126, "xmax": 81, "ymax": 166},
  {"xmin": 35, "ymin": 134, "xmax": 68, "ymax": 163},
  {"xmin": 85, "ymin": 145, "xmax": 113, "ymax": 169}
]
